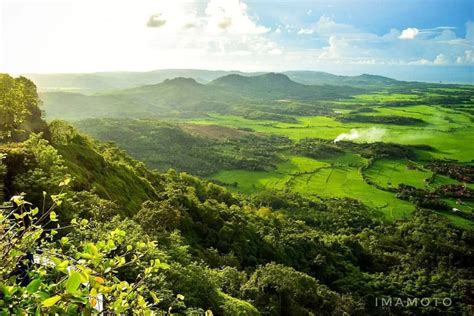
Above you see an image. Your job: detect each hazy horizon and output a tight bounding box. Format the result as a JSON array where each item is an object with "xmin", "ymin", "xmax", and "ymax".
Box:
[{"xmin": 15, "ymin": 66, "xmax": 473, "ymax": 85}]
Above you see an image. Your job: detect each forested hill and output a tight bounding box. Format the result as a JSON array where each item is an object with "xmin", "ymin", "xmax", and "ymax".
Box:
[
  {"xmin": 209, "ymin": 73, "xmax": 361, "ymax": 100},
  {"xmin": 26, "ymin": 69, "xmax": 400, "ymax": 94},
  {"xmin": 39, "ymin": 73, "xmax": 361, "ymax": 121},
  {"xmin": 283, "ymin": 71, "xmax": 399, "ymax": 86},
  {"xmin": 1, "ymin": 74, "xmax": 473, "ymax": 315}
]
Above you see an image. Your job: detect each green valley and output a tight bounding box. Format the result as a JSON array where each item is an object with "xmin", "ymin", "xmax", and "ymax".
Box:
[
  {"xmin": 1, "ymin": 71, "xmax": 473, "ymax": 315},
  {"xmin": 59, "ymin": 76, "xmax": 473, "ymax": 228}
]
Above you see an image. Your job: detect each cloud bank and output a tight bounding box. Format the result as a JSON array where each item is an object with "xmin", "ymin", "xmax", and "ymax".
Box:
[{"xmin": 2, "ymin": 0, "xmax": 473, "ymax": 74}]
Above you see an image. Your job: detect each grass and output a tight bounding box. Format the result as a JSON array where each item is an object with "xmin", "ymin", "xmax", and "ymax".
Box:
[
  {"xmin": 365, "ymin": 159, "xmax": 458, "ymax": 190},
  {"xmin": 351, "ymin": 93, "xmax": 423, "ymax": 102},
  {"xmin": 189, "ymin": 104, "xmax": 474, "ymax": 161},
  {"xmin": 210, "ymin": 156, "xmax": 327, "ymax": 194},
  {"xmin": 191, "ymin": 89, "xmax": 473, "ymax": 226},
  {"xmin": 211, "ymin": 154, "xmax": 414, "ymax": 220}
]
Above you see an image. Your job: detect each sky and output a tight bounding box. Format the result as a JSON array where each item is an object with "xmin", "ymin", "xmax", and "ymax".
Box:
[{"xmin": 1, "ymin": 0, "xmax": 473, "ymax": 82}]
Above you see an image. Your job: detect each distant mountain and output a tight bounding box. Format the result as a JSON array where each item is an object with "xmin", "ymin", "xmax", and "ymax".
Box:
[
  {"xmin": 283, "ymin": 71, "xmax": 399, "ymax": 86},
  {"xmin": 26, "ymin": 70, "xmax": 261, "ymax": 94},
  {"xmin": 210, "ymin": 73, "xmax": 360, "ymax": 100},
  {"xmin": 110, "ymin": 77, "xmax": 239, "ymax": 112},
  {"xmin": 39, "ymin": 73, "xmax": 361, "ymax": 120},
  {"xmin": 211, "ymin": 73, "xmax": 297, "ymax": 91},
  {"xmin": 25, "ymin": 69, "xmax": 401, "ymax": 94}
]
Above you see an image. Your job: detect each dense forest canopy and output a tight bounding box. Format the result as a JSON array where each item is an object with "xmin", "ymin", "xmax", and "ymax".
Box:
[{"xmin": 1, "ymin": 75, "xmax": 473, "ymax": 315}]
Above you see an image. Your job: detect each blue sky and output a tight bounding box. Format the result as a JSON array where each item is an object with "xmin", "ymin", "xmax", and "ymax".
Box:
[
  {"xmin": 1, "ymin": 0, "xmax": 473, "ymax": 82},
  {"xmin": 251, "ymin": 0, "xmax": 472, "ymax": 36}
]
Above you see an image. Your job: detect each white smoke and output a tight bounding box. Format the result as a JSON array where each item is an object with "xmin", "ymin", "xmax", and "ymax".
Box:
[{"xmin": 333, "ymin": 127, "xmax": 386, "ymax": 143}]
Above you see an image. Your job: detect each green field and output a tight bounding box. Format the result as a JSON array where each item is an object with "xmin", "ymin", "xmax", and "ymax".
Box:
[
  {"xmin": 187, "ymin": 90, "xmax": 474, "ymax": 227},
  {"xmin": 63, "ymin": 77, "xmax": 473, "ymax": 228},
  {"xmin": 211, "ymin": 154, "xmax": 414, "ymax": 220},
  {"xmin": 364, "ymin": 159, "xmax": 457, "ymax": 189},
  {"xmin": 189, "ymin": 104, "xmax": 474, "ymax": 161}
]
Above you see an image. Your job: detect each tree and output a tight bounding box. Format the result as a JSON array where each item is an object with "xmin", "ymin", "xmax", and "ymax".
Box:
[
  {"xmin": 242, "ymin": 263, "xmax": 361, "ymax": 315},
  {"xmin": 0, "ymin": 75, "xmax": 48, "ymax": 142}
]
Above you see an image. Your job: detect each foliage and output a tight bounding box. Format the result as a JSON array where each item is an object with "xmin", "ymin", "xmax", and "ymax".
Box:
[
  {"xmin": 0, "ymin": 195, "xmax": 169, "ymax": 314},
  {"xmin": 294, "ymin": 139, "xmax": 344, "ymax": 159},
  {"xmin": 426, "ymin": 160, "xmax": 474, "ymax": 183},
  {"xmin": 242, "ymin": 263, "xmax": 363, "ymax": 315},
  {"xmin": 75, "ymin": 119, "xmax": 290, "ymax": 176},
  {"xmin": 337, "ymin": 114, "xmax": 425, "ymax": 125},
  {"xmin": 0, "ymin": 74, "xmax": 49, "ymax": 142},
  {"xmin": 1, "ymin": 74, "xmax": 474, "ymax": 315}
]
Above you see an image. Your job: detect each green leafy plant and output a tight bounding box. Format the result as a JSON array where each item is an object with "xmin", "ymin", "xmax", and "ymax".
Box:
[{"xmin": 0, "ymin": 192, "xmax": 171, "ymax": 314}]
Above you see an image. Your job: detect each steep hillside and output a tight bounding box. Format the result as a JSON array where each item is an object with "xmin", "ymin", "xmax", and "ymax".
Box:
[{"xmin": 74, "ymin": 118, "xmax": 289, "ymax": 176}]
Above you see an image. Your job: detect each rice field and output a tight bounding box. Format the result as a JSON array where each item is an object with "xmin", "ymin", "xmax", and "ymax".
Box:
[{"xmin": 190, "ymin": 90, "xmax": 473, "ymax": 227}]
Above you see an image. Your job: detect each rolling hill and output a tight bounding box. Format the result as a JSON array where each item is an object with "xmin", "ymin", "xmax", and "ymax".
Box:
[
  {"xmin": 283, "ymin": 71, "xmax": 400, "ymax": 86},
  {"xmin": 39, "ymin": 73, "xmax": 362, "ymax": 120},
  {"xmin": 26, "ymin": 69, "xmax": 401, "ymax": 95},
  {"xmin": 25, "ymin": 69, "xmax": 260, "ymax": 94},
  {"xmin": 210, "ymin": 73, "xmax": 360, "ymax": 100}
]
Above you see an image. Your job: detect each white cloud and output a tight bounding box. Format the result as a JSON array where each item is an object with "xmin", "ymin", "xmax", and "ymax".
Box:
[
  {"xmin": 1, "ymin": 0, "xmax": 473, "ymax": 73},
  {"xmin": 297, "ymin": 28, "xmax": 314, "ymax": 35},
  {"xmin": 434, "ymin": 29, "xmax": 457, "ymax": 41},
  {"xmin": 146, "ymin": 13, "xmax": 166, "ymax": 28},
  {"xmin": 1, "ymin": 0, "xmax": 282, "ymax": 73},
  {"xmin": 456, "ymin": 50, "xmax": 474, "ymax": 64},
  {"xmin": 408, "ymin": 59, "xmax": 432, "ymax": 65},
  {"xmin": 269, "ymin": 48, "xmax": 283, "ymax": 55},
  {"xmin": 204, "ymin": 0, "xmax": 270, "ymax": 34},
  {"xmin": 314, "ymin": 15, "xmax": 359, "ymax": 36},
  {"xmin": 434, "ymin": 54, "xmax": 449, "ymax": 64},
  {"xmin": 289, "ymin": 17, "xmax": 474, "ymax": 67},
  {"xmin": 399, "ymin": 27, "xmax": 419, "ymax": 40}
]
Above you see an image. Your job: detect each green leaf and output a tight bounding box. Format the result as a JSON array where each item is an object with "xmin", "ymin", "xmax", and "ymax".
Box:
[
  {"xmin": 65, "ymin": 271, "xmax": 82, "ymax": 293},
  {"xmin": 42, "ymin": 295, "xmax": 61, "ymax": 307},
  {"xmin": 56, "ymin": 260, "xmax": 69, "ymax": 271},
  {"xmin": 51, "ymin": 193, "xmax": 66, "ymax": 206},
  {"xmin": 177, "ymin": 294, "xmax": 185, "ymax": 301},
  {"xmin": 59, "ymin": 178, "xmax": 71, "ymax": 187},
  {"xmin": 38, "ymin": 291, "xmax": 49, "ymax": 300},
  {"xmin": 150, "ymin": 292, "xmax": 160, "ymax": 304},
  {"xmin": 138, "ymin": 295, "xmax": 146, "ymax": 308},
  {"xmin": 49, "ymin": 211, "xmax": 57, "ymax": 222},
  {"xmin": 26, "ymin": 279, "xmax": 41, "ymax": 294}
]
